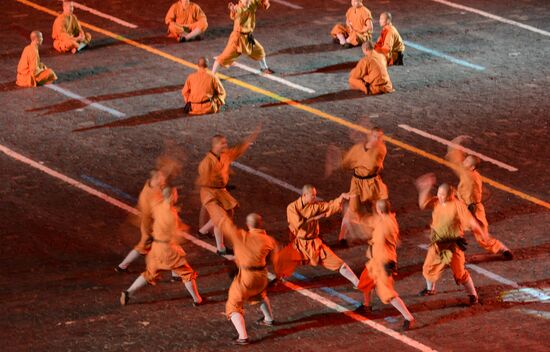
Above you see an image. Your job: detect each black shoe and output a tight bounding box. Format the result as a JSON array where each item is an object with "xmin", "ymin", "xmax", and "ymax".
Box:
[
  {"xmin": 354, "ymin": 304, "xmax": 373, "ymax": 315},
  {"xmin": 343, "ymin": 43, "xmax": 353, "ymax": 49},
  {"xmin": 502, "ymin": 250, "xmax": 513, "ymax": 260},
  {"xmin": 418, "ymin": 288, "xmax": 436, "ymax": 296},
  {"xmin": 114, "ymin": 266, "xmax": 129, "ymax": 274},
  {"xmin": 171, "ymin": 276, "xmax": 182, "ymax": 282},
  {"xmin": 468, "ymin": 295, "xmax": 479, "ymax": 305},
  {"xmin": 192, "ymin": 297, "xmax": 207, "ymax": 307},
  {"xmin": 120, "ymin": 291, "xmax": 130, "ymax": 306},
  {"xmin": 339, "ymin": 239, "xmax": 349, "ymax": 248},
  {"xmin": 332, "ymin": 38, "xmax": 340, "ymax": 44},
  {"xmin": 197, "ymin": 230, "xmax": 210, "ymax": 238},
  {"xmin": 256, "ymin": 317, "xmax": 274, "ymax": 326},
  {"xmin": 261, "ymin": 68, "xmax": 274, "ymax": 74},
  {"xmin": 233, "ymin": 338, "xmax": 249, "ymax": 345},
  {"xmin": 402, "ymin": 319, "xmax": 415, "ymax": 331},
  {"xmin": 178, "ymin": 36, "xmax": 187, "ymax": 42}
]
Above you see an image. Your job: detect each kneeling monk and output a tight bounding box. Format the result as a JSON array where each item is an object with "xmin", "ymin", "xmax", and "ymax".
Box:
[
  {"xmin": 182, "ymin": 57, "xmax": 226, "ymax": 115},
  {"xmin": 16, "ymin": 31, "xmax": 57, "ymax": 87},
  {"xmin": 349, "ymin": 41, "xmax": 393, "ymax": 95}
]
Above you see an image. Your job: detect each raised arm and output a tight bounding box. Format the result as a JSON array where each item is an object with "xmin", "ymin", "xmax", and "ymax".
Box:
[
  {"xmin": 226, "ymin": 125, "xmax": 261, "ymax": 161},
  {"xmin": 415, "ymin": 173, "xmax": 437, "ymax": 210}
]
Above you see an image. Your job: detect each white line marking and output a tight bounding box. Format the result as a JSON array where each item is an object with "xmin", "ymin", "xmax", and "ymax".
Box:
[
  {"xmin": 430, "ymin": 0, "xmax": 550, "ymax": 37},
  {"xmin": 46, "ymin": 85, "xmax": 126, "ymax": 118},
  {"xmin": 0, "ymin": 144, "xmax": 435, "ymax": 352},
  {"xmin": 518, "ymin": 309, "xmax": 550, "ymax": 320},
  {"xmin": 398, "ymin": 124, "xmax": 518, "ymax": 172},
  {"xmin": 271, "ymin": 0, "xmax": 303, "ymax": 10},
  {"xmin": 231, "ymin": 62, "xmax": 315, "ymax": 93},
  {"xmin": 73, "ymin": 2, "xmax": 138, "ymax": 28},
  {"xmin": 232, "ymin": 162, "xmax": 303, "ymax": 194}
]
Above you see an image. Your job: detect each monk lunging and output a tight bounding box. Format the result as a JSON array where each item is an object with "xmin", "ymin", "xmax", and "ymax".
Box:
[
  {"xmin": 331, "ymin": 0, "xmax": 373, "ymax": 48},
  {"xmin": 446, "ymin": 137, "xmax": 513, "ymax": 260},
  {"xmin": 182, "ymin": 57, "xmax": 226, "ymax": 115},
  {"xmin": 165, "ymin": 0, "xmax": 208, "ymax": 42},
  {"xmin": 52, "ymin": 1, "xmax": 92, "ymax": 54},
  {"xmin": 415, "ymin": 174, "xmax": 486, "ymax": 305},
  {"xmin": 16, "ymin": 31, "xmax": 57, "ymax": 88},
  {"xmin": 120, "ymin": 187, "xmax": 203, "ymax": 306},
  {"xmin": 357, "ymin": 200, "xmax": 415, "ymax": 330},
  {"xmin": 212, "ymin": 0, "xmax": 273, "ymax": 74},
  {"xmin": 277, "ymin": 185, "xmax": 360, "ymax": 287},
  {"xmin": 374, "ymin": 12, "xmax": 405, "ymax": 66},
  {"xmin": 349, "ymin": 41, "xmax": 393, "ymax": 95},
  {"xmin": 207, "ymin": 203, "xmax": 278, "ymax": 345}
]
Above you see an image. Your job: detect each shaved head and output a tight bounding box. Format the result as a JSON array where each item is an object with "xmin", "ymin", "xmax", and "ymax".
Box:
[
  {"xmin": 198, "ymin": 57, "xmax": 208, "ymax": 68},
  {"xmin": 63, "ymin": 1, "xmax": 74, "ymax": 14},
  {"xmin": 437, "ymin": 183, "xmax": 452, "ymax": 203},
  {"xmin": 302, "ymin": 184, "xmax": 315, "ymax": 195},
  {"xmin": 246, "ymin": 213, "xmax": 263, "ymax": 229},
  {"xmin": 301, "ymin": 184, "xmax": 317, "ymax": 204},
  {"xmin": 211, "ymin": 134, "xmax": 228, "ymax": 155},
  {"xmin": 362, "ymin": 40, "xmax": 375, "ymax": 52},
  {"xmin": 30, "ymin": 31, "xmax": 43, "ymax": 45}
]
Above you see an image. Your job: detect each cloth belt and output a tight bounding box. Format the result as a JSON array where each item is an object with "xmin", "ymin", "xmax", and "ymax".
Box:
[
  {"xmin": 240, "ymin": 265, "xmax": 267, "ymax": 271},
  {"xmin": 353, "ymin": 171, "xmax": 378, "ymax": 180},
  {"xmin": 152, "ymin": 238, "xmax": 170, "ymax": 244}
]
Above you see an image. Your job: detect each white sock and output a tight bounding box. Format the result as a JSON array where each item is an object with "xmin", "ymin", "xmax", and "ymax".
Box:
[
  {"xmin": 119, "ymin": 249, "xmax": 141, "ymax": 269},
  {"xmin": 171, "ymin": 270, "xmax": 179, "ymax": 278},
  {"xmin": 390, "ymin": 297, "xmax": 414, "ymax": 321},
  {"xmin": 426, "ymin": 280, "xmax": 435, "ymax": 291},
  {"xmin": 260, "ymin": 298, "xmax": 274, "ymax": 322},
  {"xmin": 185, "ymin": 28, "xmax": 202, "ymax": 40},
  {"xmin": 339, "ymin": 263, "xmax": 359, "ymax": 287},
  {"xmin": 212, "ymin": 61, "xmax": 220, "ymax": 74},
  {"xmin": 462, "ymin": 276, "xmax": 477, "ymax": 296},
  {"xmin": 127, "ymin": 275, "xmax": 147, "ymax": 296},
  {"xmin": 259, "ymin": 58, "xmax": 268, "ymax": 70},
  {"xmin": 184, "ymin": 279, "xmax": 202, "ymax": 303},
  {"xmin": 214, "ymin": 226, "xmax": 225, "ymax": 252},
  {"xmin": 199, "ymin": 219, "xmax": 214, "ymax": 235},
  {"xmin": 77, "ymin": 42, "xmax": 87, "ymax": 51},
  {"xmin": 337, "ymin": 33, "xmax": 346, "ymax": 45},
  {"xmin": 338, "ymin": 211, "xmax": 350, "ymax": 241},
  {"xmin": 230, "ymin": 313, "xmax": 248, "ymax": 340}
]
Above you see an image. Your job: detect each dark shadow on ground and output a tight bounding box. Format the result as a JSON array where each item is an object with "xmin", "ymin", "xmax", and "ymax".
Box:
[
  {"xmin": 283, "ymin": 61, "xmax": 357, "ymax": 77},
  {"xmin": 0, "ymin": 81, "xmax": 21, "ymax": 92},
  {"xmin": 260, "ymin": 89, "xmax": 364, "ymax": 108}
]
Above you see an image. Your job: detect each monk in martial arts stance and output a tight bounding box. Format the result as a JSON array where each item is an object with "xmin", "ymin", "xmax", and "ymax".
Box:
[
  {"xmin": 207, "ymin": 203, "xmax": 278, "ymax": 345},
  {"xmin": 338, "ymin": 127, "xmax": 388, "ymax": 246},
  {"xmin": 52, "ymin": 1, "xmax": 92, "ymax": 54},
  {"xmin": 121, "ymin": 187, "xmax": 203, "ymax": 306},
  {"xmin": 212, "ymin": 0, "xmax": 273, "ymax": 74},
  {"xmin": 165, "ymin": 0, "xmax": 208, "ymax": 42},
  {"xmin": 197, "ymin": 130, "xmax": 259, "ymax": 255},
  {"xmin": 446, "ymin": 137, "xmax": 513, "ymax": 259},
  {"xmin": 374, "ymin": 12, "xmax": 405, "ymax": 66},
  {"xmin": 331, "ymin": 0, "xmax": 373, "ymax": 48},
  {"xmin": 415, "ymin": 174, "xmax": 487, "ymax": 304},
  {"xmin": 349, "ymin": 41, "xmax": 393, "ymax": 95},
  {"xmin": 16, "ymin": 31, "xmax": 57, "ymax": 87},
  {"xmin": 277, "ymin": 185, "xmax": 360, "ymax": 287},
  {"xmin": 182, "ymin": 57, "xmax": 226, "ymax": 115},
  {"xmin": 357, "ymin": 200, "xmax": 415, "ymax": 330}
]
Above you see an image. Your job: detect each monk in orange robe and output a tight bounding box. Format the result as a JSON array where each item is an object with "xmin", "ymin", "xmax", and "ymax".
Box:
[
  {"xmin": 16, "ymin": 31, "xmax": 57, "ymax": 88},
  {"xmin": 415, "ymin": 174, "xmax": 488, "ymax": 305},
  {"xmin": 331, "ymin": 0, "xmax": 373, "ymax": 48},
  {"xmin": 374, "ymin": 12, "xmax": 405, "ymax": 66},
  {"xmin": 120, "ymin": 187, "xmax": 203, "ymax": 306},
  {"xmin": 446, "ymin": 137, "xmax": 513, "ymax": 259},
  {"xmin": 212, "ymin": 0, "xmax": 273, "ymax": 74},
  {"xmin": 165, "ymin": 0, "xmax": 208, "ymax": 42},
  {"xmin": 182, "ymin": 57, "xmax": 226, "ymax": 115},
  {"xmin": 357, "ymin": 200, "xmax": 415, "ymax": 330},
  {"xmin": 52, "ymin": 1, "xmax": 92, "ymax": 54},
  {"xmin": 197, "ymin": 130, "xmax": 259, "ymax": 255},
  {"xmin": 349, "ymin": 41, "xmax": 394, "ymax": 95},
  {"xmin": 338, "ymin": 127, "xmax": 388, "ymax": 245},
  {"xmin": 206, "ymin": 203, "xmax": 278, "ymax": 345},
  {"xmin": 277, "ymin": 185, "xmax": 360, "ymax": 287}
]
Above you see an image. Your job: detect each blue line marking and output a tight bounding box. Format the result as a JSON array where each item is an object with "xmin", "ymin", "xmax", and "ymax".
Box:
[
  {"xmin": 405, "ymin": 40, "xmax": 486, "ymax": 71},
  {"xmin": 80, "ymin": 174, "xmax": 138, "ymax": 203},
  {"xmin": 292, "ymin": 272, "xmax": 363, "ymax": 308}
]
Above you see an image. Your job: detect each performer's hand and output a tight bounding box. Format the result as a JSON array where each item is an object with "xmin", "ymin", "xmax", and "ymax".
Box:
[
  {"xmin": 339, "ymin": 192, "xmax": 351, "ymax": 200},
  {"xmin": 228, "ymin": 2, "xmax": 236, "ymax": 11},
  {"xmin": 415, "ymin": 173, "xmax": 436, "ymax": 191},
  {"xmin": 450, "ymin": 135, "xmax": 471, "ymax": 146}
]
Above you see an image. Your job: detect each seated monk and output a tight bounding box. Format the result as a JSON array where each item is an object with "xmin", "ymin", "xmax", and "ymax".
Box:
[
  {"xmin": 349, "ymin": 41, "xmax": 394, "ymax": 95},
  {"xmin": 331, "ymin": 0, "xmax": 373, "ymax": 48},
  {"xmin": 52, "ymin": 1, "xmax": 92, "ymax": 54},
  {"xmin": 165, "ymin": 0, "xmax": 208, "ymax": 42},
  {"xmin": 16, "ymin": 31, "xmax": 57, "ymax": 88},
  {"xmin": 182, "ymin": 57, "xmax": 226, "ymax": 115},
  {"xmin": 374, "ymin": 12, "xmax": 405, "ymax": 66}
]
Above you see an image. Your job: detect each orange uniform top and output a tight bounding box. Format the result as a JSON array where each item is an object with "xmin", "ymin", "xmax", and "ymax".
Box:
[
  {"xmin": 165, "ymin": 1, "xmax": 207, "ymax": 27},
  {"xmin": 345, "ymin": 5, "xmax": 372, "ymax": 37},
  {"xmin": 342, "ymin": 141, "xmax": 387, "ymax": 177},
  {"xmin": 375, "ymin": 24, "xmax": 405, "ymax": 58},
  {"xmin": 422, "ymin": 197, "xmax": 473, "ymax": 242},
  {"xmin": 182, "ymin": 68, "xmax": 226, "ymax": 104},
  {"xmin": 52, "ymin": 14, "xmax": 84, "ymax": 41},
  {"xmin": 16, "ymin": 44, "xmax": 45, "ymax": 87},
  {"xmin": 447, "ymin": 149, "xmax": 482, "ymax": 205},
  {"xmin": 231, "ymin": 0, "xmax": 270, "ymax": 33},
  {"xmin": 137, "ymin": 180, "xmax": 164, "ymax": 236},
  {"xmin": 350, "ymin": 51, "xmax": 393, "ymax": 92},
  {"xmin": 369, "ymin": 213, "xmax": 399, "ymax": 264},
  {"xmin": 287, "ymin": 197, "xmax": 343, "ymax": 240},
  {"xmin": 197, "ymin": 143, "xmax": 250, "ymax": 188}
]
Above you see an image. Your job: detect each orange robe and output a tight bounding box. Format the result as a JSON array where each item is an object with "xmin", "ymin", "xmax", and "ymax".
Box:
[
  {"xmin": 216, "ymin": 0, "xmax": 269, "ymax": 67},
  {"xmin": 278, "ymin": 196, "xmax": 344, "ymax": 276},
  {"xmin": 349, "ymin": 50, "xmax": 394, "ymax": 95},
  {"xmin": 16, "ymin": 44, "xmax": 57, "ymax": 87},
  {"xmin": 182, "ymin": 67, "xmax": 226, "ymax": 115},
  {"xmin": 330, "ymin": 5, "xmax": 373, "ymax": 46},
  {"xmin": 342, "ymin": 141, "xmax": 388, "ymax": 213},
  {"xmin": 358, "ymin": 213, "xmax": 399, "ymax": 303},
  {"xmin": 143, "ymin": 201, "xmax": 196, "ymax": 284},
  {"xmin": 133, "ymin": 180, "xmax": 164, "ymax": 255},
  {"xmin": 421, "ymin": 197, "xmax": 474, "ymax": 284},
  {"xmin": 52, "ymin": 13, "xmax": 92, "ymax": 53},
  {"xmin": 447, "ymin": 149, "xmax": 505, "ymax": 254},
  {"xmin": 165, "ymin": 1, "xmax": 208, "ymax": 39},
  {"xmin": 374, "ymin": 24, "xmax": 405, "ymax": 66}
]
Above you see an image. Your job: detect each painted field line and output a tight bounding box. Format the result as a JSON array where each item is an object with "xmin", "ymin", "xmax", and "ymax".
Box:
[
  {"xmin": 398, "ymin": 124, "xmax": 518, "ymax": 172},
  {"xmin": 271, "ymin": 0, "xmax": 303, "ymax": 10},
  {"xmin": 430, "ymin": 0, "xmax": 550, "ymax": 38},
  {"xmin": 518, "ymin": 309, "xmax": 550, "ymax": 320},
  {"xmin": 16, "ymin": 0, "xmax": 550, "ymax": 211},
  {"xmin": 404, "ymin": 41, "xmax": 485, "ymax": 71},
  {"xmin": 81, "ymin": 174, "xmax": 138, "ymax": 203},
  {"xmin": 73, "ymin": 2, "xmax": 138, "ymax": 28},
  {"xmin": 0, "ymin": 144, "xmax": 435, "ymax": 352},
  {"xmin": 232, "ymin": 162, "xmax": 303, "ymax": 194},
  {"xmin": 46, "ymin": 85, "xmax": 126, "ymax": 118}
]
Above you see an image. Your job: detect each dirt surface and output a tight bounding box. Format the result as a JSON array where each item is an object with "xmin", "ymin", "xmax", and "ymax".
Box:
[{"xmin": 0, "ymin": 0, "xmax": 549, "ymax": 351}]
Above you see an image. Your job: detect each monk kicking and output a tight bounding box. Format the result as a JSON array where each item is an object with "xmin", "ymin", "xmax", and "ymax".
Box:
[
  {"xmin": 349, "ymin": 41, "xmax": 394, "ymax": 95},
  {"xmin": 165, "ymin": 0, "xmax": 208, "ymax": 42},
  {"xmin": 52, "ymin": 1, "xmax": 92, "ymax": 54},
  {"xmin": 331, "ymin": 0, "xmax": 373, "ymax": 48},
  {"xmin": 16, "ymin": 31, "xmax": 57, "ymax": 87},
  {"xmin": 182, "ymin": 57, "xmax": 226, "ymax": 115},
  {"xmin": 374, "ymin": 12, "xmax": 405, "ymax": 66}
]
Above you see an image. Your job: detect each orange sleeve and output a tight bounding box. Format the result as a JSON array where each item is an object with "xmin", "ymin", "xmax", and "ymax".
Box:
[
  {"xmin": 165, "ymin": 3, "xmax": 176, "ymax": 25},
  {"xmin": 182, "ymin": 76, "xmax": 191, "ymax": 102}
]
